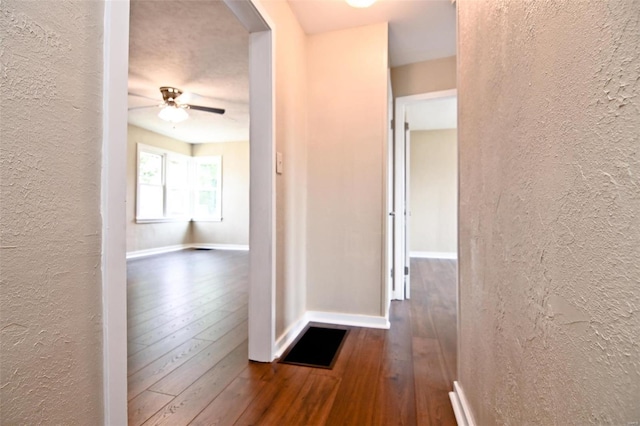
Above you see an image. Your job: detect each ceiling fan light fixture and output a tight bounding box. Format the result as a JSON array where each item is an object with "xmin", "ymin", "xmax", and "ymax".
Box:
[
  {"xmin": 158, "ymin": 105, "xmax": 189, "ymax": 123},
  {"xmin": 346, "ymin": 0, "xmax": 376, "ymax": 8}
]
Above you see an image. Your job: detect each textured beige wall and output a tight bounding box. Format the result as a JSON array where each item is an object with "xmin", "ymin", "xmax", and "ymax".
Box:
[
  {"xmin": 391, "ymin": 56, "xmax": 456, "ymax": 98},
  {"xmin": 192, "ymin": 142, "xmax": 249, "ymax": 246},
  {"xmin": 306, "ymin": 23, "xmax": 388, "ymax": 316},
  {"xmin": 409, "ymin": 129, "xmax": 457, "ymax": 254},
  {"xmin": 126, "ymin": 125, "xmax": 192, "ymax": 253},
  {"xmin": 0, "ymin": 0, "xmax": 104, "ymax": 423},
  {"xmin": 258, "ymin": 0, "xmax": 309, "ymax": 338},
  {"xmin": 458, "ymin": 0, "xmax": 640, "ymax": 424}
]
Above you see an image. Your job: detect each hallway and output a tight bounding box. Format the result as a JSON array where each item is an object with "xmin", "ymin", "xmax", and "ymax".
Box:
[{"xmin": 127, "ymin": 250, "xmax": 456, "ymax": 425}]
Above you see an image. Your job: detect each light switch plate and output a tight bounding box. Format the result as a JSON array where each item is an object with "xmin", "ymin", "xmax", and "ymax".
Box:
[{"xmin": 276, "ymin": 152, "xmax": 283, "ymax": 174}]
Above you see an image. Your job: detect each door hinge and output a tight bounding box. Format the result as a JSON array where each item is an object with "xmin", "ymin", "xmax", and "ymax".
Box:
[
  {"xmin": 390, "ymin": 119, "xmax": 395, "ymax": 130},
  {"xmin": 404, "ymin": 266, "xmax": 409, "ymax": 276},
  {"xmin": 404, "ymin": 122, "xmax": 409, "ymax": 131}
]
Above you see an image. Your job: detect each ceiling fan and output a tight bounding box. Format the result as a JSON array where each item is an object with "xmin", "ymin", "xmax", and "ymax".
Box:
[{"xmin": 129, "ymin": 86, "xmax": 225, "ymax": 123}]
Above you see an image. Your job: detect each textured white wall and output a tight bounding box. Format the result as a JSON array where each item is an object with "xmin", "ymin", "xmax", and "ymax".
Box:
[
  {"xmin": 409, "ymin": 129, "xmax": 457, "ymax": 254},
  {"xmin": 306, "ymin": 23, "xmax": 388, "ymax": 316},
  {"xmin": 126, "ymin": 125, "xmax": 193, "ymax": 253},
  {"xmin": 458, "ymin": 0, "xmax": 640, "ymax": 423},
  {"xmin": 0, "ymin": 0, "xmax": 104, "ymax": 423},
  {"xmin": 192, "ymin": 141, "xmax": 249, "ymax": 246}
]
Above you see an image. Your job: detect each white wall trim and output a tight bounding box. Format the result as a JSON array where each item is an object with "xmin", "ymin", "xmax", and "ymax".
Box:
[
  {"xmin": 103, "ymin": 0, "xmax": 275, "ymax": 422},
  {"xmin": 273, "ymin": 314, "xmax": 309, "ymax": 358},
  {"xmin": 410, "ymin": 251, "xmax": 458, "ymax": 260},
  {"xmin": 126, "ymin": 243, "xmax": 250, "ymax": 259},
  {"xmin": 101, "ymin": 0, "xmax": 129, "ymax": 424},
  {"xmin": 126, "ymin": 244, "xmax": 191, "ymax": 259},
  {"xmin": 397, "ymin": 89, "xmax": 458, "ymax": 104},
  {"xmin": 393, "ymin": 88, "xmax": 458, "ymax": 302},
  {"xmin": 225, "ymin": 0, "xmax": 269, "ymax": 32},
  {"xmin": 306, "ymin": 311, "xmax": 390, "ymax": 329},
  {"xmin": 191, "ymin": 243, "xmax": 250, "ymax": 251},
  {"xmin": 274, "ymin": 310, "xmax": 392, "ymax": 358},
  {"xmin": 384, "ymin": 69, "xmax": 394, "ymax": 322},
  {"xmin": 449, "ymin": 391, "xmax": 466, "ymax": 426},
  {"xmin": 227, "ymin": 0, "xmax": 276, "ymax": 363},
  {"xmin": 449, "ymin": 381, "xmax": 476, "ymax": 426},
  {"xmin": 247, "ymin": 29, "xmax": 275, "ymax": 362}
]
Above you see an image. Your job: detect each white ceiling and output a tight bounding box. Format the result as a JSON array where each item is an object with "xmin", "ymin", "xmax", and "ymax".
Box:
[
  {"xmin": 128, "ymin": 0, "xmax": 456, "ymax": 143},
  {"xmin": 406, "ymin": 96, "xmax": 457, "ymax": 130},
  {"xmin": 287, "ymin": 0, "xmax": 456, "ymax": 67},
  {"xmin": 128, "ymin": 0, "xmax": 249, "ymax": 143}
]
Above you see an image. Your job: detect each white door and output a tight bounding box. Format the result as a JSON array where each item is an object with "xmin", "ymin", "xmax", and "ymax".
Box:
[
  {"xmin": 404, "ymin": 122, "xmax": 411, "ymax": 299},
  {"xmin": 392, "ymin": 109, "xmax": 408, "ymax": 300},
  {"xmin": 387, "ymin": 116, "xmax": 396, "ymax": 304}
]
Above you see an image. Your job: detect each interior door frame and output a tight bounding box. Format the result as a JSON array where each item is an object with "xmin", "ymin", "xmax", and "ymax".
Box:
[
  {"xmin": 392, "ymin": 89, "xmax": 457, "ymax": 301},
  {"xmin": 101, "ymin": 0, "xmax": 276, "ymax": 423},
  {"xmin": 102, "ymin": 2, "xmax": 129, "ymax": 424},
  {"xmin": 384, "ymin": 71, "xmax": 394, "ymax": 318},
  {"xmin": 225, "ymin": 0, "xmax": 275, "ymax": 365}
]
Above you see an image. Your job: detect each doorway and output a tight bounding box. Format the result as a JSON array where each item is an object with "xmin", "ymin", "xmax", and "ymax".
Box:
[
  {"xmin": 389, "ymin": 89, "xmax": 458, "ymax": 302},
  {"xmin": 102, "ymin": 0, "xmax": 275, "ymax": 423}
]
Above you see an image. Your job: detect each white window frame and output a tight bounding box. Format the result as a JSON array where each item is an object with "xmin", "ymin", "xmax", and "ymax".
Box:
[
  {"xmin": 136, "ymin": 143, "xmax": 192, "ymax": 223},
  {"xmin": 192, "ymin": 156, "xmax": 223, "ymax": 222}
]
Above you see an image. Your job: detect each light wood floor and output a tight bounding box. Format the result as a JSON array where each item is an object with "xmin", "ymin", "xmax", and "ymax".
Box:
[{"xmin": 127, "ymin": 249, "xmax": 457, "ymax": 426}]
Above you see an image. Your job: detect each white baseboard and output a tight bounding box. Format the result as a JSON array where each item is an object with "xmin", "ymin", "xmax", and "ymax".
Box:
[
  {"xmin": 410, "ymin": 251, "xmax": 457, "ymax": 260},
  {"xmin": 449, "ymin": 391, "xmax": 466, "ymax": 426},
  {"xmin": 126, "ymin": 243, "xmax": 250, "ymax": 259},
  {"xmin": 306, "ymin": 311, "xmax": 390, "ymax": 329},
  {"xmin": 274, "ymin": 310, "xmax": 391, "ymax": 358},
  {"xmin": 191, "ymin": 243, "xmax": 249, "ymax": 251},
  {"xmin": 449, "ymin": 381, "xmax": 476, "ymax": 426},
  {"xmin": 126, "ymin": 244, "xmax": 190, "ymax": 259},
  {"xmin": 274, "ymin": 314, "xmax": 309, "ymax": 358}
]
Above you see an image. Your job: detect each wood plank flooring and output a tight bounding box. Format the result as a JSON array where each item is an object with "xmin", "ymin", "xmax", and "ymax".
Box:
[{"xmin": 127, "ymin": 250, "xmax": 457, "ymax": 425}]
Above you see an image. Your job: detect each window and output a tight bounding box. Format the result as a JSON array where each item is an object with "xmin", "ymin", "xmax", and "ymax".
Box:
[
  {"xmin": 136, "ymin": 144, "xmax": 191, "ymax": 222},
  {"xmin": 194, "ymin": 156, "xmax": 222, "ymax": 221},
  {"xmin": 136, "ymin": 144, "xmax": 222, "ymax": 222},
  {"xmin": 166, "ymin": 155, "xmax": 190, "ymax": 218},
  {"xmin": 137, "ymin": 150, "xmax": 164, "ymax": 219}
]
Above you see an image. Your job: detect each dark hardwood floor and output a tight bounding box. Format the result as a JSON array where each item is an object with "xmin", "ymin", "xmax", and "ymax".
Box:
[{"xmin": 127, "ymin": 250, "xmax": 457, "ymax": 426}]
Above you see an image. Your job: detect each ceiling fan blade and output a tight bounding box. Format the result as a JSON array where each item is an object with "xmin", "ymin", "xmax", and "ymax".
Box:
[
  {"xmin": 187, "ymin": 104, "xmax": 225, "ymax": 115},
  {"xmin": 128, "ymin": 104, "xmax": 162, "ymax": 111},
  {"xmin": 128, "ymin": 92, "xmax": 161, "ymax": 102}
]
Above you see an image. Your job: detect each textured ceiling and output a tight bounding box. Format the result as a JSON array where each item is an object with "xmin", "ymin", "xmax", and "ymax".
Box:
[
  {"xmin": 287, "ymin": 0, "xmax": 456, "ymax": 67},
  {"xmin": 128, "ymin": 0, "xmax": 249, "ymax": 143}
]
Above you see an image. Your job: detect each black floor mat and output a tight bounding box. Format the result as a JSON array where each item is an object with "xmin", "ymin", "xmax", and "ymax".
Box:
[{"xmin": 279, "ymin": 326, "xmax": 348, "ymax": 369}]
